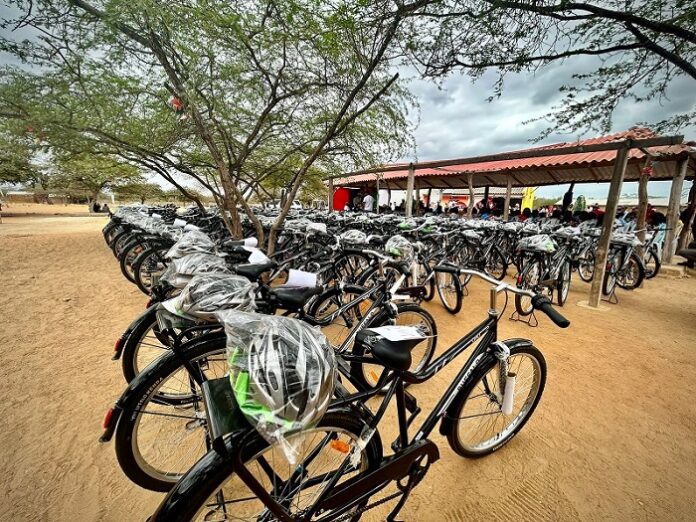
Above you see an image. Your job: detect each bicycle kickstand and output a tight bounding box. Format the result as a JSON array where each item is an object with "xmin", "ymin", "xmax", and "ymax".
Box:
[{"xmin": 386, "ymin": 458, "xmax": 430, "ymax": 522}]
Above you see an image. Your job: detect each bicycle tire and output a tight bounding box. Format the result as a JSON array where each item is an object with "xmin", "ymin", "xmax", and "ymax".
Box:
[
  {"xmin": 644, "ymin": 248, "xmax": 661, "ymax": 279},
  {"xmin": 114, "ymin": 335, "xmax": 228, "ymax": 491},
  {"xmin": 435, "ymin": 269, "xmax": 463, "ymax": 314},
  {"xmin": 556, "ymin": 260, "xmax": 571, "ymax": 306},
  {"xmin": 350, "ymin": 303, "xmax": 437, "ymax": 391},
  {"xmin": 446, "ymin": 345, "xmax": 546, "ymax": 458},
  {"xmin": 149, "ymin": 411, "xmax": 383, "ymax": 521},
  {"xmin": 616, "ymin": 252, "xmax": 645, "ymax": 290},
  {"xmin": 132, "ymin": 246, "xmax": 169, "ymax": 295},
  {"xmin": 514, "ymin": 260, "xmax": 541, "ymax": 316}
]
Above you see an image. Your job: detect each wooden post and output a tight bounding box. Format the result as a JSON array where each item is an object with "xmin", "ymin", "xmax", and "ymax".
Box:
[
  {"xmin": 375, "ymin": 175, "xmax": 380, "ymax": 215},
  {"xmin": 503, "ymin": 177, "xmax": 512, "ymax": 221},
  {"xmin": 636, "ymin": 158, "xmax": 651, "ymax": 256},
  {"xmin": 467, "ymin": 173, "xmax": 474, "ymax": 218},
  {"xmin": 588, "ymin": 144, "xmax": 630, "ymax": 307},
  {"xmin": 678, "ymin": 182, "xmax": 696, "ymax": 251},
  {"xmin": 663, "ymin": 158, "xmax": 688, "ymax": 264},
  {"xmin": 483, "ymin": 185, "xmax": 489, "ymax": 210},
  {"xmin": 405, "ymin": 163, "xmax": 415, "ymax": 218},
  {"xmin": 327, "ymin": 177, "xmax": 334, "ymax": 213},
  {"xmin": 415, "ymin": 188, "xmax": 421, "ymax": 216}
]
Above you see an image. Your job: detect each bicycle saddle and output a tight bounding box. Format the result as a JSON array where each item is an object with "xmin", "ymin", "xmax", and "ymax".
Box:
[
  {"xmin": 270, "ymin": 286, "xmax": 323, "ymax": 311},
  {"xmin": 234, "ymin": 262, "xmax": 277, "ymax": 281},
  {"xmin": 355, "ymin": 329, "xmax": 426, "ymax": 372}
]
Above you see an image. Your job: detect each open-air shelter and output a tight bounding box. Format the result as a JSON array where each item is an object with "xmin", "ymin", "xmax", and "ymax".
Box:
[{"xmin": 327, "ymin": 128, "xmax": 696, "ymax": 307}]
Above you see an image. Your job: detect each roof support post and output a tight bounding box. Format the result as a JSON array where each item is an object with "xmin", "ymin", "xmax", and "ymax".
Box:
[
  {"xmin": 375, "ymin": 174, "xmax": 380, "ymax": 215},
  {"xmin": 405, "ymin": 163, "xmax": 415, "ymax": 218},
  {"xmin": 415, "ymin": 188, "xmax": 421, "ymax": 216},
  {"xmin": 588, "ymin": 144, "xmax": 630, "ymax": 307},
  {"xmin": 327, "ymin": 177, "xmax": 334, "ymax": 213},
  {"xmin": 678, "ymin": 182, "xmax": 696, "ymax": 251},
  {"xmin": 636, "ymin": 158, "xmax": 651, "ymax": 256},
  {"xmin": 663, "ymin": 158, "xmax": 688, "ymax": 263},
  {"xmin": 467, "ymin": 173, "xmax": 474, "ymax": 219},
  {"xmin": 503, "ymin": 177, "xmax": 512, "ymax": 221}
]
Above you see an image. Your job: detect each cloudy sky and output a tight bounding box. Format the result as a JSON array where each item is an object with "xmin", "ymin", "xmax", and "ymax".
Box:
[{"xmin": 400, "ymin": 57, "xmax": 695, "ymax": 199}]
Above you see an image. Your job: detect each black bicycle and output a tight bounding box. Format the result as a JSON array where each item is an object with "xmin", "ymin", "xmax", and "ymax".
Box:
[{"xmin": 149, "ymin": 268, "xmax": 569, "ymax": 522}]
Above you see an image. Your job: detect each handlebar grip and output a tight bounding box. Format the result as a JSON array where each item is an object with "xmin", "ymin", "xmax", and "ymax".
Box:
[
  {"xmin": 532, "ymin": 295, "xmax": 570, "ymax": 328},
  {"xmin": 432, "ymin": 264, "xmax": 459, "ymax": 275},
  {"xmin": 343, "ymin": 247, "xmax": 365, "ymax": 255}
]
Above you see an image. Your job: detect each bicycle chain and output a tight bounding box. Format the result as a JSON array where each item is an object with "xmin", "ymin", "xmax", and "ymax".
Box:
[{"xmin": 330, "ymin": 491, "xmax": 403, "ymax": 522}]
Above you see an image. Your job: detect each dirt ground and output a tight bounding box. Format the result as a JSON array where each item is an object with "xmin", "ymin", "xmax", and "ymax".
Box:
[{"xmin": 1, "ymin": 215, "xmax": 695, "ymax": 521}]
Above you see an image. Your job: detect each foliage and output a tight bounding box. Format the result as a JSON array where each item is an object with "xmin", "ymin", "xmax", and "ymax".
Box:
[
  {"xmin": 533, "ymin": 196, "xmax": 560, "ymax": 210},
  {"xmin": 113, "ymin": 180, "xmax": 165, "ymax": 204},
  {"xmin": 404, "ymin": 0, "xmax": 696, "ymax": 138},
  {"xmin": 48, "ymin": 153, "xmax": 141, "ymax": 201},
  {"xmin": 0, "ymin": 0, "xmax": 420, "ymax": 247}
]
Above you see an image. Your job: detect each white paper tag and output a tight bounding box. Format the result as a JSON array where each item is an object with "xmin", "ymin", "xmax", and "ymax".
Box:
[
  {"xmin": 244, "ymin": 237, "xmax": 258, "ymax": 247},
  {"xmin": 152, "ymin": 213, "xmax": 163, "ymax": 220},
  {"xmin": 369, "ymin": 325, "xmax": 425, "ymax": 342},
  {"xmin": 282, "ymin": 269, "xmax": 317, "ymax": 288},
  {"xmin": 173, "ymin": 218, "xmax": 187, "ymax": 228},
  {"xmin": 184, "ymin": 224, "xmax": 200, "ymax": 232},
  {"xmin": 246, "ymin": 248, "xmax": 271, "ymax": 264}
]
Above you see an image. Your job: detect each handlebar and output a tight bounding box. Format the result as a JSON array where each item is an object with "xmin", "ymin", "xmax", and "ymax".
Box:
[{"xmin": 433, "ymin": 265, "xmax": 570, "ymax": 328}]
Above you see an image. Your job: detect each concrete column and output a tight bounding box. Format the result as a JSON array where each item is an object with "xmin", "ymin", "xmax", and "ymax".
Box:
[
  {"xmin": 405, "ymin": 163, "xmax": 415, "ymax": 218},
  {"xmin": 503, "ymin": 177, "xmax": 512, "ymax": 221},
  {"xmin": 663, "ymin": 159, "xmax": 688, "ymax": 263},
  {"xmin": 588, "ymin": 144, "xmax": 630, "ymax": 307}
]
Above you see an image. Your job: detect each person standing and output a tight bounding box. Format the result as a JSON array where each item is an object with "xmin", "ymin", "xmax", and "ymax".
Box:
[{"xmin": 363, "ymin": 192, "xmax": 375, "ymax": 212}]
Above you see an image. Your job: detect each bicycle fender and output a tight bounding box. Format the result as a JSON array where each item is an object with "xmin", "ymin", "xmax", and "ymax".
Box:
[
  {"xmin": 438, "ymin": 338, "xmax": 533, "ymax": 436},
  {"xmin": 112, "ymin": 306, "xmax": 158, "ymax": 360}
]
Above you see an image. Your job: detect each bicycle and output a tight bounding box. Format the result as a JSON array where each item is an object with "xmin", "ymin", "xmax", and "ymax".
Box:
[{"xmin": 148, "ymin": 268, "xmax": 569, "ymax": 521}]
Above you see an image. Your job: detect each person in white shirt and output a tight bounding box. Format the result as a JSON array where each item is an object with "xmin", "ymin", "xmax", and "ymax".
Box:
[{"xmin": 363, "ymin": 193, "xmax": 374, "ymax": 212}]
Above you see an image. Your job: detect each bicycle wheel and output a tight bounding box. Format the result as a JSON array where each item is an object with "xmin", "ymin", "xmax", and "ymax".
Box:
[
  {"xmin": 149, "ymin": 411, "xmax": 382, "ymax": 521},
  {"xmin": 577, "ymin": 250, "xmax": 595, "ymax": 282},
  {"xmin": 446, "ymin": 345, "xmax": 546, "ymax": 457},
  {"xmin": 436, "ymin": 269, "xmax": 463, "ymax": 314},
  {"xmin": 602, "ymin": 269, "xmax": 617, "ymax": 296},
  {"xmin": 514, "ymin": 260, "xmax": 541, "ymax": 316},
  {"xmin": 616, "ymin": 252, "xmax": 645, "ymax": 290},
  {"xmin": 120, "ymin": 307, "xmax": 174, "ymax": 383},
  {"xmin": 351, "ymin": 303, "xmax": 437, "ymax": 391},
  {"xmin": 556, "ymin": 260, "xmax": 571, "ymax": 306},
  {"xmin": 416, "ymin": 260, "xmax": 436, "ymax": 301},
  {"xmin": 307, "ymin": 285, "xmax": 375, "ymax": 349},
  {"xmin": 119, "ymin": 239, "xmax": 148, "ymax": 284},
  {"xmin": 644, "ymin": 248, "xmax": 661, "ymax": 279},
  {"xmin": 133, "ymin": 246, "xmax": 169, "ymax": 294},
  {"xmin": 114, "ymin": 336, "xmax": 229, "ymax": 491},
  {"xmin": 485, "ymin": 246, "xmax": 507, "ymax": 280}
]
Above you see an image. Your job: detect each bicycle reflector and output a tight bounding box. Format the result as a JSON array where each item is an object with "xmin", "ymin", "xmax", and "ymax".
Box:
[
  {"xmin": 516, "ymin": 274, "xmax": 523, "ymax": 285},
  {"xmin": 114, "ymin": 336, "xmax": 124, "ymax": 353},
  {"xmin": 103, "ymin": 408, "xmax": 115, "ymax": 430}
]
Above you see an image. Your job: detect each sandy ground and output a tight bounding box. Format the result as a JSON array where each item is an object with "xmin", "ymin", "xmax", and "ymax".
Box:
[
  {"xmin": 1, "ymin": 215, "xmax": 696, "ymax": 521},
  {"xmin": 0, "ymin": 202, "xmax": 97, "ymax": 216}
]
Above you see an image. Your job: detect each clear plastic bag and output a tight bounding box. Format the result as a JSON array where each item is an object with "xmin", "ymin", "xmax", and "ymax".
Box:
[
  {"xmin": 160, "ymin": 253, "xmax": 231, "ymax": 288},
  {"xmin": 340, "ymin": 229, "xmax": 368, "ymax": 244},
  {"xmin": 163, "ymin": 273, "xmax": 257, "ymax": 321},
  {"xmin": 385, "ymin": 235, "xmax": 415, "ymax": 265},
  {"xmin": 216, "ymin": 311, "xmax": 336, "ymax": 464},
  {"xmin": 517, "ymin": 234, "xmax": 557, "ymax": 253},
  {"xmin": 166, "ymin": 230, "xmax": 217, "ymax": 259}
]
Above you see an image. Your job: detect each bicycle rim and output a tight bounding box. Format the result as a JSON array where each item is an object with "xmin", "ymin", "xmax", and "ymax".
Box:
[{"xmin": 454, "ymin": 350, "xmax": 544, "ymax": 454}]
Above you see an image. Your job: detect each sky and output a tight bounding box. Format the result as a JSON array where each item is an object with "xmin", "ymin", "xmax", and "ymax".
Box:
[
  {"xmin": 1, "ymin": 6, "xmax": 693, "ymax": 201},
  {"xmin": 399, "ymin": 57, "xmax": 695, "ymax": 199}
]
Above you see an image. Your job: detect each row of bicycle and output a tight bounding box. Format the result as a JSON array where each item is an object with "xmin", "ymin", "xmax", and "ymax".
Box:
[{"xmin": 99, "ymin": 205, "xmax": 571, "ymax": 521}]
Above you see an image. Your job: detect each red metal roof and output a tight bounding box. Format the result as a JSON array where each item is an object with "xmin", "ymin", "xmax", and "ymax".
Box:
[{"xmin": 334, "ymin": 128, "xmax": 694, "ymax": 188}]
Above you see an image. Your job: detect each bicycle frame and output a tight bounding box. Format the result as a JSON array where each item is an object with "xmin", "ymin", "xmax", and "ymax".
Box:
[{"xmin": 234, "ymin": 282, "xmax": 514, "ymax": 522}]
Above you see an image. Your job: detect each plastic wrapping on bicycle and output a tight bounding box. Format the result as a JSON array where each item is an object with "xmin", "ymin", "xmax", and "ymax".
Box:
[{"xmin": 531, "ymin": 295, "xmax": 570, "ymax": 328}]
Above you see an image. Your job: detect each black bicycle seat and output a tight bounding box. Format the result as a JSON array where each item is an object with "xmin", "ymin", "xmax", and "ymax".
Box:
[
  {"xmin": 271, "ymin": 286, "xmax": 323, "ymax": 311},
  {"xmin": 355, "ymin": 329, "xmax": 426, "ymax": 371},
  {"xmin": 234, "ymin": 262, "xmax": 276, "ymax": 281}
]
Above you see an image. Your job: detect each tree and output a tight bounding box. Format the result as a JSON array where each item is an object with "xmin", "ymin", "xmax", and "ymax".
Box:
[
  {"xmin": 113, "ymin": 180, "xmax": 165, "ymax": 204},
  {"xmin": 405, "ymin": 0, "xmax": 696, "ymax": 138},
  {"xmin": 49, "ymin": 153, "xmax": 141, "ymax": 210},
  {"xmin": 2, "ymin": 0, "xmax": 423, "ymax": 250},
  {"xmin": 0, "ymin": 122, "xmax": 44, "ymax": 186}
]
